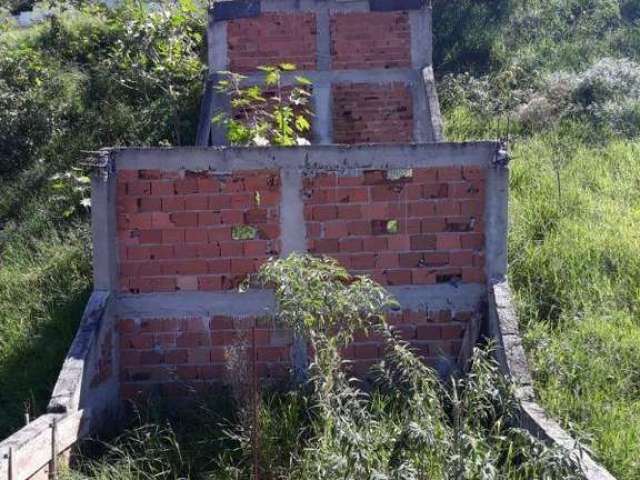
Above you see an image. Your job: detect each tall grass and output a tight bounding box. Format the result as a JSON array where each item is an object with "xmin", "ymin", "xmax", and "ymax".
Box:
[
  {"xmin": 0, "ymin": 226, "xmax": 91, "ymax": 437},
  {"xmin": 63, "ymin": 256, "xmax": 583, "ymax": 480},
  {"xmin": 445, "ymin": 105, "xmax": 640, "ymax": 479}
]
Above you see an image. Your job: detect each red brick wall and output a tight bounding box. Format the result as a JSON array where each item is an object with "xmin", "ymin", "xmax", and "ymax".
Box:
[
  {"xmin": 304, "ymin": 166, "xmax": 486, "ymax": 285},
  {"xmin": 117, "ymin": 169, "xmax": 281, "ymax": 293},
  {"xmin": 119, "ymin": 315, "xmax": 293, "ymax": 399},
  {"xmin": 332, "ymin": 83, "xmax": 414, "ymax": 144},
  {"xmin": 330, "ymin": 12, "xmax": 412, "ymax": 70},
  {"xmin": 227, "ymin": 13, "xmax": 317, "ymax": 73},
  {"xmin": 118, "ymin": 307, "xmax": 477, "ymax": 399}
]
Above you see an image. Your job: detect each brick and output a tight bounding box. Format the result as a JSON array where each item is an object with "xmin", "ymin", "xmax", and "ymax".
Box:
[
  {"xmin": 211, "ymin": 315, "xmax": 234, "ymax": 330},
  {"xmin": 353, "ymin": 344, "xmax": 378, "ymax": 359},
  {"xmin": 408, "ymin": 202, "xmax": 435, "ymax": 217},
  {"xmin": 460, "ymin": 200, "xmax": 484, "ymax": 216},
  {"xmin": 257, "ymin": 346, "xmax": 287, "ymax": 362},
  {"xmin": 363, "ymin": 203, "xmax": 388, "ymax": 219},
  {"xmin": 411, "ymin": 269, "xmax": 435, "ymax": 285},
  {"xmin": 208, "ymin": 258, "xmax": 231, "ymax": 273},
  {"xmin": 228, "ymin": 13, "xmax": 317, "ymax": 73},
  {"xmin": 230, "ymin": 193, "xmax": 255, "ymax": 209},
  {"xmin": 189, "ymin": 348, "xmax": 211, "ymax": 364},
  {"xmin": 462, "ymin": 165, "xmax": 485, "ymax": 180},
  {"xmin": 162, "ymin": 260, "xmax": 207, "ymax": 275},
  {"xmin": 312, "ymin": 238, "xmax": 339, "ymax": 254},
  {"xmin": 121, "ymin": 334, "xmax": 153, "ymax": 350},
  {"xmin": 165, "ymin": 349, "xmax": 188, "ymax": 364},
  {"xmin": 208, "ymin": 227, "xmax": 232, "ymax": 242},
  {"xmin": 244, "ymin": 240, "xmax": 268, "ymax": 256},
  {"xmin": 198, "ymin": 177, "xmax": 222, "ymax": 193},
  {"xmin": 337, "ymin": 175, "xmax": 363, "ymax": 187},
  {"xmin": 371, "ymin": 185, "xmax": 403, "ymax": 202},
  {"xmin": 410, "ymin": 235, "xmax": 436, "ymax": 251},
  {"xmin": 220, "ymin": 242, "xmax": 243, "ymax": 257},
  {"xmin": 177, "ymin": 332, "xmax": 210, "ymax": 348},
  {"xmin": 441, "ymin": 324, "xmax": 464, "ymax": 340},
  {"xmin": 174, "ymin": 178, "xmax": 199, "ymax": 194},
  {"xmin": 337, "ymin": 205, "xmax": 362, "ymax": 219},
  {"xmin": 128, "ymin": 213, "xmax": 153, "ymax": 230},
  {"xmin": 424, "ymin": 251, "xmax": 450, "ymax": 267},
  {"xmin": 148, "ymin": 246, "xmax": 174, "ymax": 260},
  {"xmin": 450, "ymin": 250, "xmax": 473, "ymax": 267},
  {"xmin": 384, "ymin": 270, "xmax": 411, "ymax": 285},
  {"xmin": 184, "ymin": 195, "xmax": 209, "ymax": 211},
  {"xmin": 336, "ymin": 188, "xmax": 369, "ymax": 203},
  {"xmin": 387, "ymin": 234, "xmax": 410, "ymax": 251},
  {"xmin": 436, "ymin": 233, "xmax": 461, "ymax": 250},
  {"xmin": 221, "ymin": 210, "xmax": 244, "ymax": 224},
  {"xmin": 323, "ymin": 221, "xmax": 349, "ymax": 238},
  {"xmin": 139, "ymin": 229, "xmax": 162, "ymax": 244},
  {"xmin": 162, "ymin": 229, "xmax": 185, "ymax": 244},
  {"xmin": 416, "ymin": 325, "xmax": 441, "ymax": 340},
  {"xmin": 362, "ymin": 237, "xmax": 388, "ymax": 251},
  {"xmin": 231, "ymin": 258, "xmax": 256, "ymax": 274},
  {"xmin": 339, "ymin": 238, "xmax": 363, "ymax": 252},
  {"xmin": 435, "ymin": 200, "xmax": 460, "ymax": 216},
  {"xmin": 375, "ymin": 252, "xmax": 398, "ymax": 269},
  {"xmin": 462, "ymin": 268, "xmax": 485, "ymax": 283},
  {"xmin": 351, "ymin": 253, "xmax": 376, "ymax": 270},
  {"xmin": 399, "ymin": 252, "xmax": 424, "ymax": 268},
  {"xmin": 140, "ymin": 350, "xmax": 164, "ymax": 365},
  {"xmin": 176, "ymin": 275, "xmax": 199, "ymax": 291},
  {"xmin": 184, "ymin": 229, "xmax": 208, "ymax": 243},
  {"xmin": 139, "ymin": 197, "xmax": 161, "ymax": 212},
  {"xmin": 208, "ymin": 195, "xmax": 232, "ymax": 209},
  {"xmin": 347, "ymin": 220, "xmax": 372, "ymax": 236},
  {"xmin": 162, "ymin": 197, "xmax": 184, "ymax": 212},
  {"xmin": 152, "ymin": 181, "xmax": 176, "ymax": 196},
  {"xmin": 331, "ymin": 12, "xmax": 411, "ymax": 70},
  {"xmin": 127, "ymin": 181, "xmax": 152, "ymax": 196},
  {"xmin": 421, "ymin": 218, "xmax": 446, "ymax": 233},
  {"xmin": 437, "ymin": 166, "xmax": 462, "ymax": 181},
  {"xmin": 170, "ymin": 212, "xmax": 197, "ymax": 227},
  {"xmin": 313, "ymin": 205, "xmax": 338, "ymax": 221},
  {"xmin": 422, "ymin": 183, "xmax": 449, "ymax": 199},
  {"xmin": 173, "ymin": 244, "xmax": 199, "ymax": 259},
  {"xmin": 198, "ymin": 276, "xmax": 223, "ymax": 290},
  {"xmin": 460, "ymin": 233, "xmax": 484, "ymax": 249}
]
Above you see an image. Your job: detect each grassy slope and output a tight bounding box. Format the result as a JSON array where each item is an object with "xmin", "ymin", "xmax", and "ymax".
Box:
[{"xmin": 445, "ymin": 112, "xmax": 640, "ymax": 479}]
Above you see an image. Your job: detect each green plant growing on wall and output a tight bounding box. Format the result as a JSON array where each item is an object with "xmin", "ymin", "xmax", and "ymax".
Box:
[{"xmin": 213, "ymin": 64, "xmax": 313, "ymax": 146}]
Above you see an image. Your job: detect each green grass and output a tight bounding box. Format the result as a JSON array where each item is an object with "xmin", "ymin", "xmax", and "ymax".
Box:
[
  {"xmin": 444, "ymin": 108, "xmax": 640, "ymax": 479},
  {"xmin": 0, "ymin": 226, "xmax": 91, "ymax": 437}
]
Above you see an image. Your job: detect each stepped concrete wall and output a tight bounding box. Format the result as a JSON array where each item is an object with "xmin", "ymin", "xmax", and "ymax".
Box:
[
  {"xmin": 88, "ymin": 143, "xmax": 508, "ymax": 399},
  {"xmin": 196, "ymin": 0, "xmax": 444, "ymax": 146}
]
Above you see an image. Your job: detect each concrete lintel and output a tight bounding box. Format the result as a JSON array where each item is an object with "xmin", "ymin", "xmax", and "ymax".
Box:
[
  {"xmin": 211, "ymin": 0, "xmax": 261, "ymax": 22},
  {"xmin": 484, "ymin": 160, "xmax": 509, "ymax": 282},
  {"xmin": 114, "ymin": 284, "xmax": 485, "ymax": 319},
  {"xmin": 111, "ymin": 142, "xmax": 497, "ymax": 172},
  {"xmin": 91, "ymin": 156, "xmax": 118, "ymax": 291},
  {"xmin": 259, "ymin": 0, "xmax": 370, "ymax": 13},
  {"xmin": 115, "ymin": 290, "xmax": 276, "ymax": 318},
  {"xmin": 369, "ymin": 0, "xmax": 424, "ymax": 11},
  {"xmin": 388, "ymin": 284, "xmax": 485, "ymax": 312},
  {"xmin": 232, "ymin": 68, "xmax": 420, "ymax": 88},
  {"xmin": 209, "ymin": 20, "xmax": 228, "ymax": 73}
]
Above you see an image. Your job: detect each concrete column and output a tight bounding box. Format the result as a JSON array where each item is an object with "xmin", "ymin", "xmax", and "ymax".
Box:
[
  {"xmin": 91, "ymin": 154, "xmax": 118, "ymax": 292},
  {"xmin": 484, "ymin": 156, "xmax": 509, "ymax": 282}
]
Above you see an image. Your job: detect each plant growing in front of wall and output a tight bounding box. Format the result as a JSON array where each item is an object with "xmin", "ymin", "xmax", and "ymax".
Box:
[{"xmin": 213, "ymin": 64, "xmax": 313, "ymax": 146}]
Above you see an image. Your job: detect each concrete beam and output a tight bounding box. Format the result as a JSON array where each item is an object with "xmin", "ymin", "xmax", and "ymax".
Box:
[{"xmin": 111, "ymin": 142, "xmax": 498, "ymax": 172}]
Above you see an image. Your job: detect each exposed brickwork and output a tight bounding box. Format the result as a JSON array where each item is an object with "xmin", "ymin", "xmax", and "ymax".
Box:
[
  {"xmin": 118, "ymin": 315, "xmax": 293, "ymax": 399},
  {"xmin": 330, "ymin": 12, "xmax": 412, "ymax": 70},
  {"xmin": 118, "ymin": 308, "xmax": 476, "ymax": 399},
  {"xmin": 91, "ymin": 330, "xmax": 113, "ymax": 387},
  {"xmin": 332, "ymin": 83, "xmax": 413, "ymax": 143},
  {"xmin": 304, "ymin": 166, "xmax": 486, "ymax": 286},
  {"xmin": 117, "ymin": 169, "xmax": 281, "ymax": 292},
  {"xmin": 227, "ymin": 13, "xmax": 317, "ymax": 73}
]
